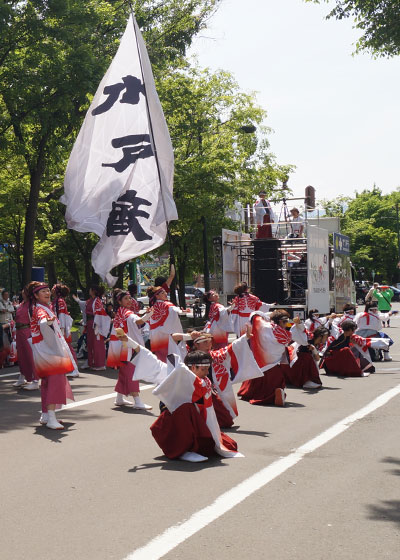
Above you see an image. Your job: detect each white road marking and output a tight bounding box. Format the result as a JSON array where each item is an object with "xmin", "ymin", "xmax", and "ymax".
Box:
[
  {"xmin": 0, "ymin": 371, "xmax": 20, "ymax": 378},
  {"xmin": 125, "ymin": 382, "xmax": 400, "ymax": 560},
  {"xmin": 61, "ymin": 384, "xmax": 155, "ymax": 410}
]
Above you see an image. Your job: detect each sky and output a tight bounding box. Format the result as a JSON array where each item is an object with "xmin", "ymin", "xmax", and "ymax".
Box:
[{"xmin": 189, "ymin": 0, "xmax": 400, "ymax": 204}]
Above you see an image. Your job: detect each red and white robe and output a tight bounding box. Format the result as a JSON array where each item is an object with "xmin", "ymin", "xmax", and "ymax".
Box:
[
  {"xmin": 204, "ymin": 302, "xmax": 234, "ymax": 349},
  {"xmin": 231, "ymin": 293, "xmax": 271, "ymax": 337},
  {"xmin": 30, "ymin": 304, "xmax": 74, "ymax": 411},
  {"xmin": 210, "ymin": 335, "xmax": 263, "ymax": 422},
  {"xmin": 355, "ymin": 311, "xmax": 383, "ymax": 334},
  {"xmin": 107, "ymin": 307, "xmax": 144, "ymax": 369},
  {"xmin": 127, "ymin": 297, "xmax": 141, "ymax": 314},
  {"xmin": 331, "ymin": 312, "xmax": 356, "ymax": 339},
  {"xmin": 322, "ymin": 333, "xmax": 389, "ymax": 376},
  {"xmin": 152, "ymin": 363, "xmax": 242, "ymax": 458},
  {"xmin": 149, "ymin": 300, "xmax": 182, "ymax": 363},
  {"xmin": 304, "ymin": 316, "xmax": 329, "ymax": 334},
  {"xmin": 86, "ymin": 297, "xmax": 110, "ymax": 368},
  {"xmin": 238, "ymin": 314, "xmax": 307, "ymax": 405},
  {"xmin": 51, "ymin": 297, "xmax": 79, "ymax": 375}
]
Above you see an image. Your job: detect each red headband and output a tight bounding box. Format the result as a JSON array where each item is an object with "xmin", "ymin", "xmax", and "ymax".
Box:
[{"xmin": 32, "ymin": 283, "xmax": 49, "ymax": 294}]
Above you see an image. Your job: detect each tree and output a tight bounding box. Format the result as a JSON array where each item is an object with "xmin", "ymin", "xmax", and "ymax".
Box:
[
  {"xmin": 0, "ymin": 0, "xmax": 221, "ymax": 287},
  {"xmin": 305, "ymin": 1, "xmax": 400, "ymax": 57},
  {"xmin": 322, "ymin": 187, "xmax": 400, "ymax": 282}
]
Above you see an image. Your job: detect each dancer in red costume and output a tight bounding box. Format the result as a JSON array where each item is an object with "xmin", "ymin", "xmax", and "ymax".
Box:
[
  {"xmin": 27, "ymin": 282, "xmax": 74, "ymax": 430},
  {"xmin": 151, "ymin": 351, "xmax": 243, "ymax": 462},
  {"xmin": 147, "ymin": 285, "xmax": 182, "ymax": 362},
  {"xmin": 83, "ymin": 285, "xmax": 110, "ymax": 370},
  {"xmin": 51, "ymin": 283, "xmax": 80, "ymax": 378},
  {"xmin": 230, "ymin": 282, "xmax": 274, "ymax": 337},
  {"xmin": 203, "ymin": 290, "xmax": 234, "ymax": 349},
  {"xmin": 13, "ymin": 288, "xmax": 38, "ymax": 389},
  {"xmin": 107, "ymin": 290, "xmax": 153, "ymax": 409},
  {"xmin": 322, "ymin": 320, "xmax": 388, "ymax": 377},
  {"xmin": 238, "ymin": 310, "xmax": 307, "ymax": 406}
]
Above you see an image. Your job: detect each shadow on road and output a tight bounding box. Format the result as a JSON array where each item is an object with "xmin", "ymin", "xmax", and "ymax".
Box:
[
  {"xmin": 366, "ymin": 457, "xmax": 400, "ymax": 527},
  {"xmin": 382, "ymin": 456, "xmax": 400, "ymax": 476},
  {"xmin": 129, "ymin": 455, "xmax": 229, "ymax": 473},
  {"xmin": 368, "ymin": 500, "xmax": 400, "ymax": 527}
]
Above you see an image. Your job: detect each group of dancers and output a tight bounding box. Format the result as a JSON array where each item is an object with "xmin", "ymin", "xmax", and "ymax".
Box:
[{"xmin": 5, "ymin": 277, "xmax": 395, "ymax": 462}]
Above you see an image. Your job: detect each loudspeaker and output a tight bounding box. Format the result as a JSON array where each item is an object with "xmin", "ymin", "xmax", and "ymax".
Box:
[{"xmin": 252, "ymin": 239, "xmax": 283, "ymax": 303}]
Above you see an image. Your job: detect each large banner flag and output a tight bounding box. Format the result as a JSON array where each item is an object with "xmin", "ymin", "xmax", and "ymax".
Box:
[{"xmin": 61, "ymin": 15, "xmax": 177, "ymax": 285}]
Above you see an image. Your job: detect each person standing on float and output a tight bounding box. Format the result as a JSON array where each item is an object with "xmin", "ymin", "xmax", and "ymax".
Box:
[{"xmin": 27, "ymin": 282, "xmax": 75, "ymax": 430}]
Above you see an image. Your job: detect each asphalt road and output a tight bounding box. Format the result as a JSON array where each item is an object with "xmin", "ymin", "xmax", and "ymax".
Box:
[{"xmin": 1, "ymin": 307, "xmax": 400, "ymax": 560}]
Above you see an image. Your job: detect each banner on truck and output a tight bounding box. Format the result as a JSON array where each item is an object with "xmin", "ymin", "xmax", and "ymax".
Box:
[{"xmin": 307, "ymin": 226, "xmax": 330, "ymax": 313}]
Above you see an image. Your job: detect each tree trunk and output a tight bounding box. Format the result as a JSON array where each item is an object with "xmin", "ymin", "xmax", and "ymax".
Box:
[
  {"xmin": 22, "ymin": 169, "xmax": 43, "ymax": 285},
  {"xmin": 47, "ymin": 260, "xmax": 57, "ymax": 287},
  {"xmin": 177, "ymin": 243, "xmax": 188, "ymax": 308}
]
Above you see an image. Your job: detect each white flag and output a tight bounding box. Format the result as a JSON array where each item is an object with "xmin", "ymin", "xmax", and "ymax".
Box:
[{"xmin": 61, "ymin": 15, "xmax": 177, "ymax": 285}]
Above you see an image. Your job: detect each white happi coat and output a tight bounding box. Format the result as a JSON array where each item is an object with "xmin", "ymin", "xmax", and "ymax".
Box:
[
  {"xmin": 210, "ymin": 335, "xmax": 263, "ymax": 421},
  {"xmin": 250, "ymin": 313, "xmax": 308, "ymax": 372}
]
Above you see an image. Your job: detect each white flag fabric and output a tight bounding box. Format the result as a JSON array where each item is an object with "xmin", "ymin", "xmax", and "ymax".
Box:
[{"xmin": 61, "ymin": 15, "xmax": 177, "ymax": 285}]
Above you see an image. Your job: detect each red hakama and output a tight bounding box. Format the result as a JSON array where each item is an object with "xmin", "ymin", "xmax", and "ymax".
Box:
[
  {"xmin": 40, "ymin": 374, "xmax": 74, "ymax": 413},
  {"xmin": 150, "ymin": 403, "xmax": 237, "ymax": 459},
  {"xmin": 322, "ymin": 347, "xmax": 363, "ymax": 377},
  {"xmin": 238, "ymin": 364, "xmax": 286, "ymax": 405},
  {"xmin": 212, "ymin": 392, "xmax": 234, "ymax": 428},
  {"xmin": 86, "ymin": 319, "xmax": 106, "ymax": 368},
  {"xmin": 114, "ymin": 362, "xmax": 140, "ymax": 395},
  {"xmin": 283, "ymin": 352, "xmax": 322, "ymax": 387}
]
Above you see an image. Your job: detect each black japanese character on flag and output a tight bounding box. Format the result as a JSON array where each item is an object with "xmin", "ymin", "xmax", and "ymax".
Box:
[
  {"xmin": 92, "ymin": 75, "xmax": 144, "ymax": 115},
  {"xmin": 106, "ymin": 190, "xmax": 153, "ymax": 241},
  {"xmin": 102, "ymin": 134, "xmax": 153, "ymax": 173}
]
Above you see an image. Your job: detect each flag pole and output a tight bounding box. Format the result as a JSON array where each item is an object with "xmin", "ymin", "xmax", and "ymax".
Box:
[
  {"xmin": 126, "ymin": 4, "xmax": 174, "ymax": 246},
  {"xmin": 127, "ymin": 3, "xmax": 177, "ymax": 302}
]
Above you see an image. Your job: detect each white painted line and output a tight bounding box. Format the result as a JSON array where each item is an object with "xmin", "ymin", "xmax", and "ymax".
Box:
[
  {"xmin": 374, "ymin": 367, "xmax": 400, "ymax": 372},
  {"xmin": 61, "ymin": 384, "xmax": 155, "ymax": 410},
  {"xmin": 125, "ymin": 382, "xmax": 400, "ymax": 560},
  {"xmin": 0, "ymin": 371, "xmax": 20, "ymax": 378}
]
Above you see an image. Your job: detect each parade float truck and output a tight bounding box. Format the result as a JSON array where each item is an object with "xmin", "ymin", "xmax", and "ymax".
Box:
[{"xmin": 215, "ymin": 227, "xmax": 355, "ymax": 320}]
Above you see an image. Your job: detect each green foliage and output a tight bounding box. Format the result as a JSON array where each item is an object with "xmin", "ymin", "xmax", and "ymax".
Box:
[
  {"xmin": 305, "ymin": 0, "xmax": 400, "ymax": 57},
  {"xmin": 323, "ymin": 187, "xmax": 400, "ymax": 282},
  {"xmin": 0, "ymin": 0, "xmax": 223, "ymax": 286}
]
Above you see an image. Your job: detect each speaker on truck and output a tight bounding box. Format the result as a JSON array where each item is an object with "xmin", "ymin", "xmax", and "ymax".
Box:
[{"xmin": 252, "ymin": 238, "xmax": 283, "ymax": 303}]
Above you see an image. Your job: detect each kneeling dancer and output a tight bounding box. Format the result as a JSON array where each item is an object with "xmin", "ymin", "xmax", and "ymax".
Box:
[
  {"xmin": 151, "ymin": 351, "xmax": 243, "ymax": 462},
  {"xmin": 238, "ymin": 310, "xmax": 308, "ymax": 406},
  {"xmin": 322, "ymin": 320, "xmax": 389, "ymax": 377}
]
